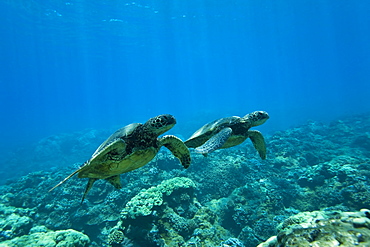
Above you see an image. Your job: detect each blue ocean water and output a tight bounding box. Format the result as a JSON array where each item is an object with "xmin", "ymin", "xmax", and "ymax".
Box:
[
  {"xmin": 2, "ymin": 2, "xmax": 370, "ymax": 245},
  {"xmin": 1, "ymin": 0, "xmax": 370, "ymax": 150}
]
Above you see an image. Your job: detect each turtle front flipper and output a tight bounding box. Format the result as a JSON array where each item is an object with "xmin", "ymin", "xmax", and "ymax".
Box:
[
  {"xmin": 195, "ymin": 127, "xmax": 232, "ymax": 155},
  {"xmin": 81, "ymin": 178, "xmax": 98, "ymax": 204},
  {"xmin": 248, "ymin": 130, "xmax": 266, "ymax": 159},
  {"xmin": 159, "ymin": 135, "xmax": 191, "ymax": 169}
]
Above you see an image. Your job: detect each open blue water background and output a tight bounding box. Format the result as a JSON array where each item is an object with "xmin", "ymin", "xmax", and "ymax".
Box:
[{"xmin": 1, "ymin": 0, "xmax": 370, "ymax": 151}]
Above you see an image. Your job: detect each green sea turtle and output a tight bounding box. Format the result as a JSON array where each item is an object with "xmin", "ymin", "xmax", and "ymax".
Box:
[
  {"xmin": 49, "ymin": 114, "xmax": 191, "ymax": 203},
  {"xmin": 184, "ymin": 111, "xmax": 269, "ymax": 159}
]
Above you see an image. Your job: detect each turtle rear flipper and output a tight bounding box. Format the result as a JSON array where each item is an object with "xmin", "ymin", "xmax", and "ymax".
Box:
[
  {"xmin": 48, "ymin": 165, "xmax": 85, "ymax": 192},
  {"xmin": 248, "ymin": 130, "xmax": 267, "ymax": 159},
  {"xmin": 105, "ymin": 175, "xmax": 122, "ymax": 189},
  {"xmin": 159, "ymin": 135, "xmax": 191, "ymax": 169},
  {"xmin": 81, "ymin": 178, "xmax": 98, "ymax": 204},
  {"xmin": 195, "ymin": 127, "xmax": 232, "ymax": 154}
]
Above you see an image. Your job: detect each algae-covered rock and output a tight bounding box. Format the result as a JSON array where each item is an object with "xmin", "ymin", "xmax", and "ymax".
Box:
[
  {"xmin": 258, "ymin": 209, "xmax": 370, "ymax": 247},
  {"xmin": 220, "ymin": 237, "xmax": 245, "ymax": 247},
  {"xmin": 0, "ymin": 205, "xmax": 35, "ymax": 241},
  {"xmin": 0, "ymin": 213, "xmax": 33, "ymax": 239},
  {"xmin": 0, "ymin": 229, "xmax": 90, "ymax": 247},
  {"xmin": 109, "ymin": 176, "xmax": 233, "ymax": 246},
  {"xmin": 121, "ymin": 177, "xmax": 196, "ymax": 219}
]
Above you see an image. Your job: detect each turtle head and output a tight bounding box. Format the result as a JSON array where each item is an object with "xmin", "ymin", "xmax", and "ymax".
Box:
[
  {"xmin": 144, "ymin": 114, "xmax": 176, "ymax": 136},
  {"xmin": 243, "ymin": 111, "xmax": 269, "ymax": 127}
]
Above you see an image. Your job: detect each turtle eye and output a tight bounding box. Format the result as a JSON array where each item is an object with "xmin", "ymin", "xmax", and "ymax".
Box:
[{"xmin": 151, "ymin": 117, "xmax": 165, "ymax": 128}]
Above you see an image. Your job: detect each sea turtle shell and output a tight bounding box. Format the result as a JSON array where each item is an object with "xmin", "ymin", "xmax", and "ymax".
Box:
[
  {"xmin": 185, "ymin": 111, "xmax": 269, "ymax": 158},
  {"xmin": 78, "ymin": 123, "xmax": 158, "ymax": 179},
  {"xmin": 49, "ymin": 114, "xmax": 191, "ymax": 203}
]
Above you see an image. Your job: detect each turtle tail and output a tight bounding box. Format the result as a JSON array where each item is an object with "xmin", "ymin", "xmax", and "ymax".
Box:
[{"xmin": 48, "ymin": 165, "xmax": 84, "ymax": 192}]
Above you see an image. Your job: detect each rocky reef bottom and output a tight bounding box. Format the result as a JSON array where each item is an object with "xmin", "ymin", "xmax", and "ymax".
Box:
[
  {"xmin": 0, "ymin": 113, "xmax": 369, "ymax": 246},
  {"xmin": 258, "ymin": 209, "xmax": 370, "ymax": 247}
]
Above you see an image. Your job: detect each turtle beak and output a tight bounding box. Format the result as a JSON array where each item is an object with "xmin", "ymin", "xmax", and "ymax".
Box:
[
  {"xmin": 163, "ymin": 114, "xmax": 176, "ymax": 125},
  {"xmin": 160, "ymin": 114, "xmax": 176, "ymax": 131},
  {"xmin": 254, "ymin": 111, "xmax": 269, "ymax": 126}
]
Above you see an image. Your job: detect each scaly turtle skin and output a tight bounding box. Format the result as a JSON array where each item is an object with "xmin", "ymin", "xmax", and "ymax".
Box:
[
  {"xmin": 185, "ymin": 111, "xmax": 269, "ymax": 159},
  {"xmin": 49, "ymin": 114, "xmax": 191, "ymax": 203}
]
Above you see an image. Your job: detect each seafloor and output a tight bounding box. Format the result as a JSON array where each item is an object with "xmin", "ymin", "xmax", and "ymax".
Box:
[{"xmin": 0, "ymin": 113, "xmax": 370, "ymax": 246}]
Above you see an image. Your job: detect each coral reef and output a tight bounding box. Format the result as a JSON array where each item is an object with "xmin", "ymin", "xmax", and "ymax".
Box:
[
  {"xmin": 0, "ymin": 205, "xmax": 34, "ymax": 241},
  {"xmin": 109, "ymin": 177, "xmax": 233, "ymax": 246},
  {"xmin": 121, "ymin": 177, "xmax": 196, "ymax": 219},
  {"xmin": 0, "ymin": 113, "xmax": 370, "ymax": 246},
  {"xmin": 258, "ymin": 209, "xmax": 370, "ymax": 247},
  {"xmin": 220, "ymin": 238, "xmax": 245, "ymax": 247},
  {"xmin": 0, "ymin": 228, "xmax": 90, "ymax": 247},
  {"xmin": 0, "ymin": 204, "xmax": 90, "ymax": 246}
]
